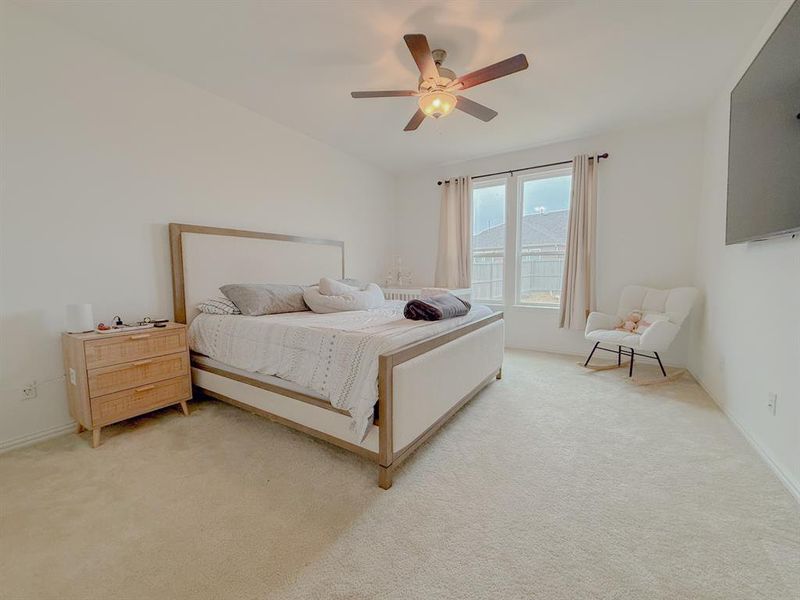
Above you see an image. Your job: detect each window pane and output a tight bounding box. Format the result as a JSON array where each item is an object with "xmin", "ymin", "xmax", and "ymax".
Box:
[
  {"xmin": 519, "ymin": 174, "xmax": 571, "ymax": 305},
  {"xmin": 471, "ymin": 184, "xmax": 505, "ymax": 302}
]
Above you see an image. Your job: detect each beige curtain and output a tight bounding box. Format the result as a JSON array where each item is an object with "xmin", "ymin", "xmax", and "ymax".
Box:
[
  {"xmin": 434, "ymin": 176, "xmax": 473, "ymax": 289},
  {"xmin": 559, "ymin": 155, "xmax": 597, "ymax": 329}
]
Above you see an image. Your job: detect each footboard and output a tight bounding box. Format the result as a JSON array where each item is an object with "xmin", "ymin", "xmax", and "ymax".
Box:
[{"xmin": 377, "ymin": 312, "xmax": 504, "ymax": 488}]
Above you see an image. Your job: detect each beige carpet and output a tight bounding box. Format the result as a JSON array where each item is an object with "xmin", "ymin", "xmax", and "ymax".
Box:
[{"xmin": 1, "ymin": 350, "xmax": 798, "ymax": 600}]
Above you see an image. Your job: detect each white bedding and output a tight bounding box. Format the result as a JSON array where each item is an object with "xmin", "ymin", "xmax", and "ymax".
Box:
[{"xmin": 188, "ymin": 300, "xmax": 492, "ymax": 439}]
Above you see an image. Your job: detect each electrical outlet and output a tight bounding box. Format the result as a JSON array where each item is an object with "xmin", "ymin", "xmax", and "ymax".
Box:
[
  {"xmin": 767, "ymin": 392, "xmax": 778, "ymax": 416},
  {"xmin": 22, "ymin": 381, "xmax": 37, "ymax": 400}
]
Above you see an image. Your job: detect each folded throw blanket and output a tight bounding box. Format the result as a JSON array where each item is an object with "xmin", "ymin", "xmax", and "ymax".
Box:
[{"xmin": 404, "ymin": 293, "xmax": 471, "ymax": 321}]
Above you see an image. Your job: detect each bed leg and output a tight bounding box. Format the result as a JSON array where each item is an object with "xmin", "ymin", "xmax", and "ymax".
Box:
[
  {"xmin": 496, "ymin": 367, "xmax": 502, "ymax": 380},
  {"xmin": 378, "ymin": 466, "xmax": 393, "ymax": 490}
]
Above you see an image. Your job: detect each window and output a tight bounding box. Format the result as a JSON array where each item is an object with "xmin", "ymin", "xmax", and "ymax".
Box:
[
  {"xmin": 516, "ymin": 169, "xmax": 572, "ymax": 306},
  {"xmin": 471, "ymin": 181, "xmax": 506, "ymax": 303},
  {"xmin": 469, "ymin": 168, "xmax": 572, "ymax": 307}
]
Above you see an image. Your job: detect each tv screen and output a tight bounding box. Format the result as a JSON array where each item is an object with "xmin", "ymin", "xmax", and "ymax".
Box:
[{"xmin": 727, "ymin": 0, "xmax": 800, "ymax": 245}]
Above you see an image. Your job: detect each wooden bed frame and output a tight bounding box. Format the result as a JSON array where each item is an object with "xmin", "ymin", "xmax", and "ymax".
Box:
[{"xmin": 169, "ymin": 223, "xmax": 504, "ymax": 489}]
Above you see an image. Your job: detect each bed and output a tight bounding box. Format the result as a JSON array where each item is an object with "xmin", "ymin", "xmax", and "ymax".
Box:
[{"xmin": 169, "ymin": 223, "xmax": 504, "ymax": 488}]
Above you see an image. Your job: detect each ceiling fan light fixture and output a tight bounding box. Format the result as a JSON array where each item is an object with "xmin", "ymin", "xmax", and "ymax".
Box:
[{"xmin": 419, "ymin": 90, "xmax": 457, "ymax": 118}]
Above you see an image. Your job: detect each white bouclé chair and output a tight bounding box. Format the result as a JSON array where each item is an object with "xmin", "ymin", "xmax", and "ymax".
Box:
[{"xmin": 583, "ymin": 285, "xmax": 698, "ymax": 377}]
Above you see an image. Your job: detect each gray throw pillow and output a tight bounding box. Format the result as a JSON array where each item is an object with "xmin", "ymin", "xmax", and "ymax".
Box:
[
  {"xmin": 197, "ymin": 297, "xmax": 242, "ymax": 315},
  {"xmin": 220, "ymin": 284, "xmax": 308, "ymax": 316}
]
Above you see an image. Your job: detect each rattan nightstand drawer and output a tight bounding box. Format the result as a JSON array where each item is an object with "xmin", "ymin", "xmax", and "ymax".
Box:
[
  {"xmin": 90, "ymin": 375, "xmax": 191, "ymax": 427},
  {"xmin": 88, "ymin": 351, "xmax": 189, "ymax": 397},
  {"xmin": 84, "ymin": 328, "xmax": 187, "ymax": 369}
]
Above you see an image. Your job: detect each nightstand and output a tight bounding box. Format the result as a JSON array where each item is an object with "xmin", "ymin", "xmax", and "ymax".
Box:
[{"xmin": 61, "ymin": 322, "xmax": 192, "ymax": 447}]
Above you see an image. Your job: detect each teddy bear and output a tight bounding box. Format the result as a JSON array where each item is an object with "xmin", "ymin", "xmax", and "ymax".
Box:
[{"xmin": 617, "ymin": 310, "xmax": 642, "ymax": 333}]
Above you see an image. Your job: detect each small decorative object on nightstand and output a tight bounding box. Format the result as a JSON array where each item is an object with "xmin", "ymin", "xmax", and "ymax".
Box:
[
  {"xmin": 61, "ymin": 322, "xmax": 192, "ymax": 447},
  {"xmin": 384, "ymin": 255, "xmax": 413, "ymax": 288}
]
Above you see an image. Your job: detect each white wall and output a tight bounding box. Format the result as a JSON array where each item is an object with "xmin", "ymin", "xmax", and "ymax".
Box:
[
  {"xmin": 0, "ymin": 2, "xmax": 395, "ymax": 448},
  {"xmin": 394, "ymin": 116, "xmax": 705, "ymax": 363},
  {"xmin": 688, "ymin": 0, "xmax": 800, "ymax": 497}
]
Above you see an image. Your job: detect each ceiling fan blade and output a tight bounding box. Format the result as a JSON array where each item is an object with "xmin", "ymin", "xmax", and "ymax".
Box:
[
  {"xmin": 403, "ymin": 34, "xmax": 439, "ymax": 81},
  {"xmin": 455, "ymin": 96, "xmax": 498, "ymax": 122},
  {"xmin": 453, "ymin": 54, "xmax": 529, "ymax": 91},
  {"xmin": 404, "ymin": 109, "xmax": 426, "ymax": 131},
  {"xmin": 350, "ymin": 90, "xmax": 417, "ymax": 98}
]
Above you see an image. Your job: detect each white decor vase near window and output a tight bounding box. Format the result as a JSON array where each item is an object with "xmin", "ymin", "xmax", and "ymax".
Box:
[
  {"xmin": 435, "ymin": 176, "xmax": 473, "ymax": 289},
  {"xmin": 559, "ymin": 154, "xmax": 598, "ymax": 329}
]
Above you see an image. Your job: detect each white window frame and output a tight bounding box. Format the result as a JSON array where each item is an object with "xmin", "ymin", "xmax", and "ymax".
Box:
[
  {"xmin": 470, "ymin": 167, "xmax": 572, "ymax": 310},
  {"xmin": 470, "ymin": 176, "xmax": 509, "ymax": 306},
  {"xmin": 512, "ymin": 166, "xmax": 572, "ymax": 308}
]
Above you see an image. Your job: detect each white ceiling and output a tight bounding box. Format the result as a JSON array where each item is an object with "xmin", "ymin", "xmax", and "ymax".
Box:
[{"xmin": 23, "ymin": 0, "xmax": 777, "ymax": 173}]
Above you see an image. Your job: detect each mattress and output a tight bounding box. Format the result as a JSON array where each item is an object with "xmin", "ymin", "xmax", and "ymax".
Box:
[{"xmin": 187, "ymin": 300, "xmax": 493, "ymax": 439}]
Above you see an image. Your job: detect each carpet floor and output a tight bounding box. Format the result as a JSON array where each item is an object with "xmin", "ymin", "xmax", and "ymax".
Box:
[{"xmin": 1, "ymin": 350, "xmax": 798, "ymax": 600}]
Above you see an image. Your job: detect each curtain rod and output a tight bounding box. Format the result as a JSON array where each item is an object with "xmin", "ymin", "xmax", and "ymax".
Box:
[{"xmin": 436, "ymin": 152, "xmax": 609, "ymax": 186}]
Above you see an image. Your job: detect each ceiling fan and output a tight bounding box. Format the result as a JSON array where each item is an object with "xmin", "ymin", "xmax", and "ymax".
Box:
[{"xmin": 351, "ymin": 34, "xmax": 528, "ymax": 131}]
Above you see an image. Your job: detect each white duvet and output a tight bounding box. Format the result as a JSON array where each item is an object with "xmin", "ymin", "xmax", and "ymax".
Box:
[{"xmin": 188, "ymin": 300, "xmax": 492, "ymax": 439}]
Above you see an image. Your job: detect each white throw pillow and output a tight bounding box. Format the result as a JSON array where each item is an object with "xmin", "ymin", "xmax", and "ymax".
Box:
[
  {"xmin": 303, "ymin": 283, "xmax": 385, "ymax": 313},
  {"xmin": 319, "ymin": 277, "xmax": 360, "ymax": 296}
]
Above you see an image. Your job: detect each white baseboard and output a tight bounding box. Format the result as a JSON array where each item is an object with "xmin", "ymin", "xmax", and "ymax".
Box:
[
  {"xmin": 689, "ymin": 369, "xmax": 800, "ymax": 503},
  {"xmin": 0, "ymin": 421, "xmax": 76, "ymax": 453}
]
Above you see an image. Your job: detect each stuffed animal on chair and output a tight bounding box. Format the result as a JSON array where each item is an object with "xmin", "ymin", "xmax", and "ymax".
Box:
[{"xmin": 617, "ymin": 310, "xmax": 642, "ymax": 333}]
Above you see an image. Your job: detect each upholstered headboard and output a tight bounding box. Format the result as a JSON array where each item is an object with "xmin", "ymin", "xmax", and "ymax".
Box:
[{"xmin": 169, "ymin": 223, "xmax": 344, "ymax": 324}]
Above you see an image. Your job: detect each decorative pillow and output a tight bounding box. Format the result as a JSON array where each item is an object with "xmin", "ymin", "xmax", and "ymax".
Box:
[
  {"xmin": 197, "ymin": 297, "xmax": 241, "ymax": 315},
  {"xmin": 303, "ymin": 283, "xmax": 385, "ymax": 314},
  {"xmin": 338, "ymin": 278, "xmax": 366, "ymax": 290},
  {"xmin": 220, "ymin": 283, "xmax": 308, "ymax": 316},
  {"xmin": 319, "ymin": 277, "xmax": 360, "ymax": 296}
]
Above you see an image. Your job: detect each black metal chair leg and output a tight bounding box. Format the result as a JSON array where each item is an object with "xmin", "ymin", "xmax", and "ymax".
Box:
[
  {"xmin": 654, "ymin": 352, "xmax": 667, "ymax": 377},
  {"xmin": 617, "ymin": 346, "xmax": 621, "ymax": 366},
  {"xmin": 628, "ymin": 348, "xmax": 635, "ymax": 377},
  {"xmin": 584, "ymin": 342, "xmax": 599, "ymax": 367}
]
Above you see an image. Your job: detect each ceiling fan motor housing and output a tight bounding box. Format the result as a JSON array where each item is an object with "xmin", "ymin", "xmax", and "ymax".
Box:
[{"xmin": 431, "ymin": 48, "xmax": 447, "ymax": 65}]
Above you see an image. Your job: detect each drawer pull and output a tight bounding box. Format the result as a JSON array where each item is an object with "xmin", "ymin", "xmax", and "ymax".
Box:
[
  {"xmin": 134, "ymin": 384, "xmax": 155, "ymax": 393},
  {"xmin": 129, "ymin": 334, "xmax": 151, "ymax": 340},
  {"xmin": 132, "ymin": 359, "xmax": 153, "ymax": 367}
]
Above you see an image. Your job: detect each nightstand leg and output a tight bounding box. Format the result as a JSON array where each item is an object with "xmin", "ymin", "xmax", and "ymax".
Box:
[
  {"xmin": 92, "ymin": 428, "xmax": 101, "ymax": 448},
  {"xmin": 76, "ymin": 423, "xmax": 85, "ymax": 434},
  {"xmin": 179, "ymin": 400, "xmax": 189, "ymax": 416}
]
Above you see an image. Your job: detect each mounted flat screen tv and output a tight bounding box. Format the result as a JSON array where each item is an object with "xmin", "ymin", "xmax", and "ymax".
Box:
[{"xmin": 727, "ymin": 0, "xmax": 800, "ymax": 245}]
